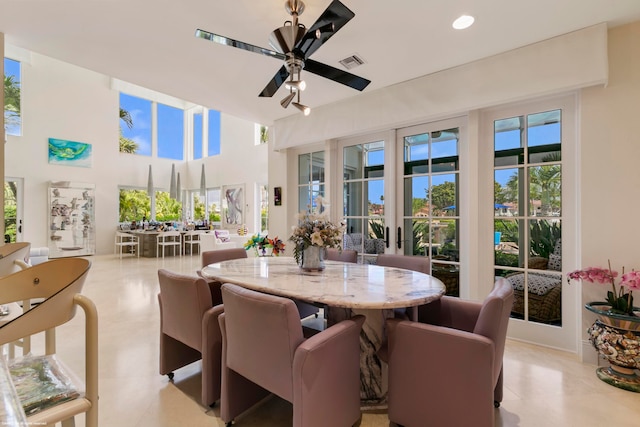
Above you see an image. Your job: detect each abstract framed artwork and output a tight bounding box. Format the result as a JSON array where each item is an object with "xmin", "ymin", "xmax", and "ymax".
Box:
[
  {"xmin": 221, "ymin": 184, "xmax": 245, "ymax": 229},
  {"xmin": 48, "ymin": 138, "xmax": 92, "ymax": 168}
]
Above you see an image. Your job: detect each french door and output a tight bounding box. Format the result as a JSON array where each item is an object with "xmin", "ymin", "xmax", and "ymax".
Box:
[
  {"xmin": 4, "ymin": 177, "xmax": 24, "ymax": 242},
  {"xmin": 338, "ymin": 133, "xmax": 389, "ymax": 264},
  {"xmin": 395, "ymin": 118, "xmax": 464, "ymax": 297},
  {"xmin": 337, "ymin": 118, "xmax": 465, "ymax": 297},
  {"xmin": 481, "ymin": 94, "xmax": 577, "ymax": 350}
]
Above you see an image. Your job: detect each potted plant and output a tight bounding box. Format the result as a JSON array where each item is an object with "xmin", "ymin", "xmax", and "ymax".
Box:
[
  {"xmin": 567, "ymin": 262, "xmax": 640, "ymax": 392},
  {"xmin": 244, "ymin": 234, "xmax": 285, "ymax": 257}
]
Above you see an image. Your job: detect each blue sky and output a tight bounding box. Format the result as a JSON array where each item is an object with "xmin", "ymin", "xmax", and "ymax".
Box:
[
  {"xmin": 494, "ymin": 120, "xmax": 560, "ymax": 186},
  {"xmin": 4, "ymin": 58, "xmax": 21, "ymax": 136},
  {"xmin": 120, "ymin": 93, "xmax": 153, "ymax": 156},
  {"xmin": 120, "ymin": 93, "xmax": 220, "ymax": 160}
]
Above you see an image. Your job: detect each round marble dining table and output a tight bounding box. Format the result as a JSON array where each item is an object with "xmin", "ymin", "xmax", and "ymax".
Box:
[{"xmin": 201, "ymin": 256, "xmax": 446, "ymax": 408}]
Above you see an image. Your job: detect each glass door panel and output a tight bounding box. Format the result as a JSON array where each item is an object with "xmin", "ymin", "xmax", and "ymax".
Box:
[
  {"xmin": 397, "ymin": 121, "xmax": 462, "ymax": 296},
  {"xmin": 298, "ymin": 151, "xmax": 325, "ymax": 212},
  {"xmin": 342, "ymin": 141, "xmax": 386, "ymax": 264},
  {"xmin": 4, "ymin": 179, "xmax": 22, "ymax": 243},
  {"xmin": 494, "ymin": 109, "xmax": 563, "ymax": 327}
]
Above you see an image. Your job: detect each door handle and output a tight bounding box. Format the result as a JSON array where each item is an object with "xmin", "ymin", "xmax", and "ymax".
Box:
[
  {"xmin": 397, "ymin": 227, "xmax": 402, "ymax": 249},
  {"xmin": 385, "ymin": 226, "xmax": 389, "ymax": 248}
]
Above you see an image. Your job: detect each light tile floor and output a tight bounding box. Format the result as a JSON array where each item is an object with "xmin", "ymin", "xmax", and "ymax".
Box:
[{"xmin": 17, "ymin": 254, "xmax": 640, "ymax": 426}]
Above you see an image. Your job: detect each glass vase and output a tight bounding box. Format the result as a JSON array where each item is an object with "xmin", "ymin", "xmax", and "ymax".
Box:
[{"xmin": 300, "ymin": 246, "xmax": 325, "ymax": 271}]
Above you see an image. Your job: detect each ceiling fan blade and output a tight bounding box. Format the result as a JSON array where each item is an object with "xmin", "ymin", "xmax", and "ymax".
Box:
[
  {"xmin": 304, "ymin": 59, "xmax": 370, "ymax": 91},
  {"xmin": 259, "ymin": 65, "xmax": 290, "ymax": 97},
  {"xmin": 195, "ymin": 29, "xmax": 286, "ymax": 61},
  {"xmin": 295, "ymin": 0, "xmax": 355, "ymax": 59}
]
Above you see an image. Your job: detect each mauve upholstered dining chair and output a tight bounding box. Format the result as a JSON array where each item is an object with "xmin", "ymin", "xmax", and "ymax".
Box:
[
  {"xmin": 375, "ymin": 253, "xmax": 430, "ymax": 273},
  {"xmin": 218, "ymin": 283, "xmax": 365, "ymax": 427},
  {"xmin": 325, "ymin": 248, "xmax": 358, "ymax": 263},
  {"xmin": 385, "ymin": 278, "xmax": 514, "ymax": 427},
  {"xmin": 198, "ymin": 248, "xmax": 248, "ymax": 306},
  {"xmin": 376, "ymin": 253, "xmax": 431, "ymax": 320},
  {"xmin": 158, "ymin": 269, "xmax": 224, "ymax": 407}
]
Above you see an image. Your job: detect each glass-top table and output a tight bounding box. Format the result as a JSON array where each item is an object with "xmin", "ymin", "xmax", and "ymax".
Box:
[{"xmin": 201, "ymin": 256, "xmax": 446, "ymax": 408}]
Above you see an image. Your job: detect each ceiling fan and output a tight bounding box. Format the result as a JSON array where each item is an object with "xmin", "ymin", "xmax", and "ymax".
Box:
[{"xmin": 195, "ymin": 0, "xmax": 371, "ymax": 115}]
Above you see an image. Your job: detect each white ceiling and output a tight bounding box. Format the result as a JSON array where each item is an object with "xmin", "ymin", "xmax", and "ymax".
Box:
[{"xmin": 2, "ymin": 0, "xmax": 640, "ymax": 125}]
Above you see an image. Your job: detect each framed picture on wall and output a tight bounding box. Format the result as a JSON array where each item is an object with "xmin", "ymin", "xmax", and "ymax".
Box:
[
  {"xmin": 221, "ymin": 184, "xmax": 245, "ymax": 229},
  {"xmin": 274, "ymin": 186, "xmax": 282, "ymax": 206},
  {"xmin": 48, "ymin": 138, "xmax": 93, "ymax": 168}
]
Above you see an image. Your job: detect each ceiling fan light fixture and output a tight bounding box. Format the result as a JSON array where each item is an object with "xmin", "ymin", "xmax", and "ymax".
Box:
[
  {"xmin": 280, "ymin": 92, "xmax": 296, "ymax": 108},
  {"xmin": 285, "ymin": 80, "xmax": 306, "ymax": 91},
  {"xmin": 452, "ymin": 15, "xmax": 475, "ymax": 30},
  {"xmin": 292, "ymin": 102, "xmax": 311, "ymax": 116},
  {"xmin": 269, "ymin": 22, "xmax": 307, "ymax": 53},
  {"xmin": 314, "ymin": 22, "xmax": 335, "ymax": 39}
]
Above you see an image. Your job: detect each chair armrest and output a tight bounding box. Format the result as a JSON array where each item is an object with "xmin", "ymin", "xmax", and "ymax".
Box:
[
  {"xmin": 202, "ymin": 304, "xmax": 224, "ymax": 340},
  {"xmin": 391, "ymin": 320, "xmax": 493, "ymax": 360},
  {"xmin": 292, "ymin": 315, "xmax": 364, "ymax": 426},
  {"xmin": 294, "ymin": 315, "xmax": 364, "ymax": 365},
  {"xmin": 293, "ymin": 316, "xmax": 364, "ymax": 378}
]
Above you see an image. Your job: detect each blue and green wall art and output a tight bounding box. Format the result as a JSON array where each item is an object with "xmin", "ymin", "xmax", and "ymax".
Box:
[{"xmin": 48, "ymin": 138, "xmax": 92, "ymax": 168}]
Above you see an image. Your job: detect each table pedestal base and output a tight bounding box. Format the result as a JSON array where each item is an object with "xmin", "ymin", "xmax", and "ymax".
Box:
[{"xmin": 326, "ymin": 306, "xmax": 394, "ymax": 409}]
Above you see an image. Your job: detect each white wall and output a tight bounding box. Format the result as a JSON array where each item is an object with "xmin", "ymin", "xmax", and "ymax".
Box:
[
  {"xmin": 4, "ymin": 50, "xmax": 267, "ymax": 254},
  {"xmin": 580, "ymin": 21, "xmax": 640, "ymax": 352}
]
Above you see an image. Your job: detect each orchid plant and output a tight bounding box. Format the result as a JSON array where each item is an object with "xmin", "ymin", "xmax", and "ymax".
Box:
[{"xmin": 567, "ymin": 261, "xmax": 639, "ymax": 316}]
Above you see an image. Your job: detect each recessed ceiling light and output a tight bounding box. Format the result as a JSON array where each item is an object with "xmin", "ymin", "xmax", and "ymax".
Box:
[{"xmin": 452, "ymin": 15, "xmax": 475, "ymax": 30}]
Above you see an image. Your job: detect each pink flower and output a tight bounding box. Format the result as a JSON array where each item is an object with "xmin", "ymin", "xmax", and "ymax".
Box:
[
  {"xmin": 568, "ymin": 267, "xmax": 616, "ymax": 284},
  {"xmin": 567, "ymin": 261, "xmax": 636, "ymax": 315},
  {"xmin": 621, "ymin": 271, "xmax": 640, "ymax": 291}
]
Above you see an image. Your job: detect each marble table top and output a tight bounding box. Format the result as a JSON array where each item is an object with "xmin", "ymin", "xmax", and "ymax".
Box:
[{"xmin": 201, "ymin": 256, "xmax": 446, "ymax": 309}]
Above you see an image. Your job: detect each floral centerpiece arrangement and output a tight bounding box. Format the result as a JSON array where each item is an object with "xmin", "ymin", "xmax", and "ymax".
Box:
[
  {"xmin": 244, "ymin": 234, "xmax": 285, "ymax": 257},
  {"xmin": 288, "ymin": 196, "xmax": 344, "ymax": 267},
  {"xmin": 567, "ymin": 261, "xmax": 639, "ymax": 316}
]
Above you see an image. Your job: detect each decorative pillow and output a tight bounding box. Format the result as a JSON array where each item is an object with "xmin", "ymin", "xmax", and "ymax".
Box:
[
  {"xmin": 364, "ymin": 239, "xmax": 376, "ymax": 254},
  {"xmin": 548, "ymin": 253, "xmax": 562, "ymax": 271},
  {"xmin": 364, "ymin": 238, "xmax": 386, "ymax": 254},
  {"xmin": 507, "ymin": 272, "xmax": 561, "ymax": 296},
  {"xmin": 344, "ymin": 233, "xmax": 363, "ymax": 251},
  {"xmin": 553, "ymin": 239, "xmax": 562, "ymax": 256},
  {"xmin": 215, "ymin": 230, "xmax": 231, "ymax": 242}
]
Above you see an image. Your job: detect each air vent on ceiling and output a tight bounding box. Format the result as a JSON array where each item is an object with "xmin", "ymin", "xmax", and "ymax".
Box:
[{"xmin": 339, "ymin": 53, "xmax": 366, "ymax": 70}]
